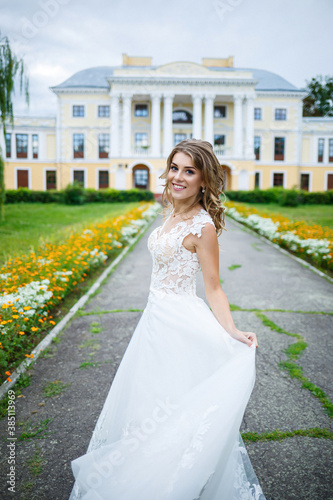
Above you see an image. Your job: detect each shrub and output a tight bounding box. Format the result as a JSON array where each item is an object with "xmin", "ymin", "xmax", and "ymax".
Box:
[
  {"xmin": 225, "ymin": 188, "xmax": 333, "ymax": 205},
  {"xmin": 5, "ymin": 188, "xmax": 62, "ymax": 204},
  {"xmin": 278, "ymin": 189, "xmax": 299, "ymax": 207},
  {"xmin": 63, "ymin": 182, "xmax": 85, "ymax": 205},
  {"xmin": 5, "ymin": 187, "xmax": 155, "ymax": 204}
]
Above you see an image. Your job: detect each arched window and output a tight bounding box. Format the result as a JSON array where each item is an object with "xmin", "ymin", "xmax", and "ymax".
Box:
[
  {"xmin": 133, "ymin": 164, "xmax": 150, "ymax": 190},
  {"xmin": 172, "ymin": 109, "xmax": 193, "ymax": 124}
]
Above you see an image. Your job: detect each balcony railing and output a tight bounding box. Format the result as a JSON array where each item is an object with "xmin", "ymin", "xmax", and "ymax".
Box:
[
  {"xmin": 133, "ymin": 146, "xmax": 151, "ymax": 156},
  {"xmin": 213, "ymin": 146, "xmax": 232, "ymax": 158}
]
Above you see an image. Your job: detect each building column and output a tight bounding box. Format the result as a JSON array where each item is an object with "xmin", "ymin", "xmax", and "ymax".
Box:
[
  {"xmin": 192, "ymin": 94, "xmax": 202, "ymax": 139},
  {"xmin": 122, "ymin": 93, "xmax": 132, "ymax": 157},
  {"xmin": 233, "ymin": 94, "xmax": 243, "ymax": 158},
  {"xmin": 163, "ymin": 93, "xmax": 174, "ymax": 157},
  {"xmin": 110, "ymin": 93, "xmax": 120, "ymax": 157},
  {"xmin": 245, "ymin": 94, "xmax": 255, "ymax": 158},
  {"xmin": 151, "ymin": 93, "xmax": 161, "ymax": 157},
  {"xmin": 204, "ymin": 94, "xmax": 215, "ymax": 145}
]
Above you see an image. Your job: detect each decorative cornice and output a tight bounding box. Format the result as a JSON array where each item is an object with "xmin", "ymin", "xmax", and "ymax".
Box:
[
  {"xmin": 107, "ymin": 75, "xmax": 257, "ymax": 88},
  {"xmin": 50, "ymin": 87, "xmax": 108, "ymax": 95},
  {"xmin": 256, "ymin": 90, "xmax": 307, "ymax": 99},
  {"xmin": 303, "ymin": 117, "xmax": 333, "ymax": 123}
]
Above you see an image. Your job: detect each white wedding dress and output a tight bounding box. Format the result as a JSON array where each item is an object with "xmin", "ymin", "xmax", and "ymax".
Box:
[{"xmin": 70, "ymin": 209, "xmax": 266, "ymax": 500}]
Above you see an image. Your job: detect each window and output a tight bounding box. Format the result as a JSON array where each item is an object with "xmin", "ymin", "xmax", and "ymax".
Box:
[
  {"xmin": 300, "ymin": 173, "xmax": 310, "ymax": 191},
  {"xmin": 254, "ymin": 136, "xmax": 261, "ymax": 160},
  {"xmin": 214, "ymin": 106, "xmax": 226, "ymax": 118},
  {"xmin": 254, "ymin": 172, "xmax": 260, "ymax": 189},
  {"xmin": 5, "ymin": 133, "xmax": 11, "ymax": 158},
  {"xmin": 73, "ymin": 134, "xmax": 84, "ymax": 158},
  {"xmin": 214, "ymin": 135, "xmax": 225, "ymax": 146},
  {"xmin": 98, "ymin": 170, "xmax": 109, "ymax": 189},
  {"xmin": 329, "ymin": 139, "xmax": 333, "ymax": 163},
  {"xmin": 98, "ymin": 134, "xmax": 109, "ymax": 158},
  {"xmin": 327, "ymin": 173, "xmax": 333, "ymax": 190},
  {"xmin": 73, "ymin": 105, "xmax": 84, "ymax": 117},
  {"xmin": 73, "ymin": 170, "xmax": 85, "ymax": 186},
  {"xmin": 17, "ymin": 169, "xmax": 29, "ymax": 188},
  {"xmin": 98, "ymin": 105, "xmax": 110, "ymax": 117},
  {"xmin": 274, "ymin": 137, "xmax": 285, "ymax": 161},
  {"xmin": 134, "ymin": 104, "xmax": 148, "ymax": 117},
  {"xmin": 275, "ymin": 108, "xmax": 287, "ymax": 120},
  {"xmin": 32, "ymin": 134, "xmax": 38, "ymax": 159},
  {"xmin": 16, "ymin": 134, "xmax": 28, "ymax": 158},
  {"xmin": 174, "ymin": 133, "xmax": 186, "ymax": 146},
  {"xmin": 318, "ymin": 138, "xmax": 324, "ymax": 163},
  {"xmin": 273, "ymin": 173, "xmax": 284, "ymax": 187},
  {"xmin": 254, "ymin": 108, "xmax": 262, "ymax": 120},
  {"xmin": 135, "ymin": 133, "xmax": 148, "ymax": 147},
  {"xmin": 172, "ymin": 110, "xmax": 192, "ymax": 124},
  {"xmin": 133, "ymin": 165, "xmax": 149, "ymax": 189},
  {"xmin": 46, "ymin": 170, "xmax": 57, "ymax": 190}
]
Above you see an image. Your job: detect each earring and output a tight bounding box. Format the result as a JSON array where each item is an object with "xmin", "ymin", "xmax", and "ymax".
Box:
[{"xmin": 201, "ymin": 187, "xmax": 206, "ymax": 193}]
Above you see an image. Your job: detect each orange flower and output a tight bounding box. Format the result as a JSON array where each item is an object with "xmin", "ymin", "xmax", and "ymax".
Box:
[
  {"xmin": 18, "ymin": 331, "xmax": 25, "ymax": 335},
  {"xmin": 5, "ymin": 371, "xmax": 10, "ymax": 376},
  {"xmin": 31, "ymin": 326, "xmax": 39, "ymax": 332}
]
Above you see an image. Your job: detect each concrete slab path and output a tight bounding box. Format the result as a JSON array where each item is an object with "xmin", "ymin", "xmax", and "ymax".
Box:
[{"xmin": 0, "ymin": 214, "xmax": 332, "ymax": 500}]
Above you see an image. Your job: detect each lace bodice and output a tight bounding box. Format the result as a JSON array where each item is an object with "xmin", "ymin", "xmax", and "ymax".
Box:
[{"xmin": 148, "ymin": 209, "xmax": 215, "ymax": 297}]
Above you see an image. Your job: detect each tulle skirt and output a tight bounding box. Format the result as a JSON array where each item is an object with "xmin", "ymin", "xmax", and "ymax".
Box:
[{"xmin": 70, "ymin": 291, "xmax": 265, "ymax": 499}]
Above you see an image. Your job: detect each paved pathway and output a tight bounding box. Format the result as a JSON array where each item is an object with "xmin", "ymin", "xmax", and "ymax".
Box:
[{"xmin": 0, "ymin": 214, "xmax": 332, "ymax": 499}]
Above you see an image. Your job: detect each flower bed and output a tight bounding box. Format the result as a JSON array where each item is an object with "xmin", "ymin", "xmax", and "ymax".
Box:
[
  {"xmin": 0, "ymin": 202, "xmax": 160, "ymax": 380},
  {"xmin": 225, "ymin": 202, "xmax": 333, "ymax": 272}
]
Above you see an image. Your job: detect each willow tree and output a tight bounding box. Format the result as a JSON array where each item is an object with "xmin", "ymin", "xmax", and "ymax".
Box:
[{"xmin": 0, "ymin": 32, "xmax": 29, "ymax": 221}]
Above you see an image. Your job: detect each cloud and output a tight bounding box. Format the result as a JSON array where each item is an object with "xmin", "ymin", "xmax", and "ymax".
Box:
[{"xmin": 2, "ymin": 0, "xmax": 333, "ymax": 115}]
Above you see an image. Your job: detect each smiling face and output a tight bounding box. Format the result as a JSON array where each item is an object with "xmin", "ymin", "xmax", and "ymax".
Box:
[{"xmin": 167, "ymin": 152, "xmax": 203, "ymax": 206}]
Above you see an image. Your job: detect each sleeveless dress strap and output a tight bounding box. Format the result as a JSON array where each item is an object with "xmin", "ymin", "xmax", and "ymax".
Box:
[{"xmin": 184, "ymin": 210, "xmax": 215, "ymax": 239}]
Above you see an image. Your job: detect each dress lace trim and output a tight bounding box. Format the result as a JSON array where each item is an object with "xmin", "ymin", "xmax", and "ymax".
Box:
[{"xmin": 148, "ymin": 209, "xmax": 215, "ymax": 298}]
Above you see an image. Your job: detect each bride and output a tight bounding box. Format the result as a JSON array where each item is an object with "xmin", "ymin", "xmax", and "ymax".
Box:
[{"xmin": 70, "ymin": 139, "xmax": 266, "ymax": 499}]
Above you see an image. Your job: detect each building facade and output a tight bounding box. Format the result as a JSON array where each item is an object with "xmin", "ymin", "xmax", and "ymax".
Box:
[{"xmin": 2, "ymin": 54, "xmax": 333, "ymax": 193}]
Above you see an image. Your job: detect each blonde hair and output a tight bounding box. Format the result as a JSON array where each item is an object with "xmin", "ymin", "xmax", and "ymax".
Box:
[{"xmin": 160, "ymin": 139, "xmax": 226, "ymax": 236}]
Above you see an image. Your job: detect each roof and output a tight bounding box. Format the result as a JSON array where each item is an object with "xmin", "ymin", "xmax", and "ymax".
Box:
[{"xmin": 51, "ymin": 64, "xmax": 300, "ymax": 92}]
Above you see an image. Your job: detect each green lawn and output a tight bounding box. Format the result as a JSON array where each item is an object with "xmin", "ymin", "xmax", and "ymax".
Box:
[
  {"xmin": 240, "ymin": 203, "xmax": 333, "ymax": 229},
  {"xmin": 0, "ymin": 202, "xmax": 139, "ymax": 265}
]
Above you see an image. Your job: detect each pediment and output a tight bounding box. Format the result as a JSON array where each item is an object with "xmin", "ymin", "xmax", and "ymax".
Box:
[{"xmin": 156, "ymin": 62, "xmax": 211, "ymax": 76}]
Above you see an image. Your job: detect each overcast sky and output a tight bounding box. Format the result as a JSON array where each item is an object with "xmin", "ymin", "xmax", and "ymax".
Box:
[{"xmin": 1, "ymin": 0, "xmax": 332, "ymax": 116}]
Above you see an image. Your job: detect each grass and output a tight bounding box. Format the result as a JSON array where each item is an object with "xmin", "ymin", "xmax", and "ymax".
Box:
[
  {"xmin": 90, "ymin": 323, "xmax": 103, "ymax": 335},
  {"xmin": 26, "ymin": 447, "xmax": 46, "ymax": 475},
  {"xmin": 240, "ymin": 203, "xmax": 333, "ymax": 229},
  {"xmin": 0, "ymin": 372, "xmax": 31, "ymax": 418},
  {"xmin": 79, "ymin": 339, "xmax": 100, "ymax": 350},
  {"xmin": 242, "ymin": 427, "xmax": 333, "ymax": 443},
  {"xmin": 43, "ymin": 380, "xmax": 70, "ymax": 398},
  {"xmin": 0, "ymin": 201, "xmax": 139, "ymax": 264},
  {"xmin": 228, "ymin": 264, "xmax": 242, "ymax": 271},
  {"xmin": 79, "ymin": 361, "xmax": 100, "ymax": 369},
  {"xmin": 255, "ymin": 312, "xmax": 333, "ymax": 418},
  {"xmin": 18, "ymin": 417, "xmax": 54, "ymax": 441}
]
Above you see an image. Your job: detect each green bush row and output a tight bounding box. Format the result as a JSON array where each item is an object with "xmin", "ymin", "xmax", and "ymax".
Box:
[
  {"xmin": 225, "ymin": 188, "xmax": 333, "ymax": 206},
  {"xmin": 4, "ymin": 184, "xmax": 155, "ymax": 205}
]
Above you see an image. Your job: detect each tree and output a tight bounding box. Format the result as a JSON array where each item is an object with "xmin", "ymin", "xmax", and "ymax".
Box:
[
  {"xmin": 0, "ymin": 32, "xmax": 29, "ymax": 221},
  {"xmin": 303, "ymin": 75, "xmax": 333, "ymax": 117}
]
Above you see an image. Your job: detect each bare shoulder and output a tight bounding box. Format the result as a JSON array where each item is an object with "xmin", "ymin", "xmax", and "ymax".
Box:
[
  {"xmin": 183, "ymin": 219, "xmax": 217, "ymax": 253},
  {"xmin": 196, "ymin": 222, "xmax": 218, "ymax": 248}
]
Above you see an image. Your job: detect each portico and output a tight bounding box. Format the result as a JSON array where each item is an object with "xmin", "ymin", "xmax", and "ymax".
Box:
[{"xmin": 108, "ymin": 86, "xmax": 256, "ymax": 162}]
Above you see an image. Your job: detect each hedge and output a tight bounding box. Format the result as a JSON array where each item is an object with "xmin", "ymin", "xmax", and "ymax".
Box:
[
  {"xmin": 225, "ymin": 188, "xmax": 333, "ymax": 206},
  {"xmin": 4, "ymin": 186, "xmax": 155, "ymax": 205}
]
